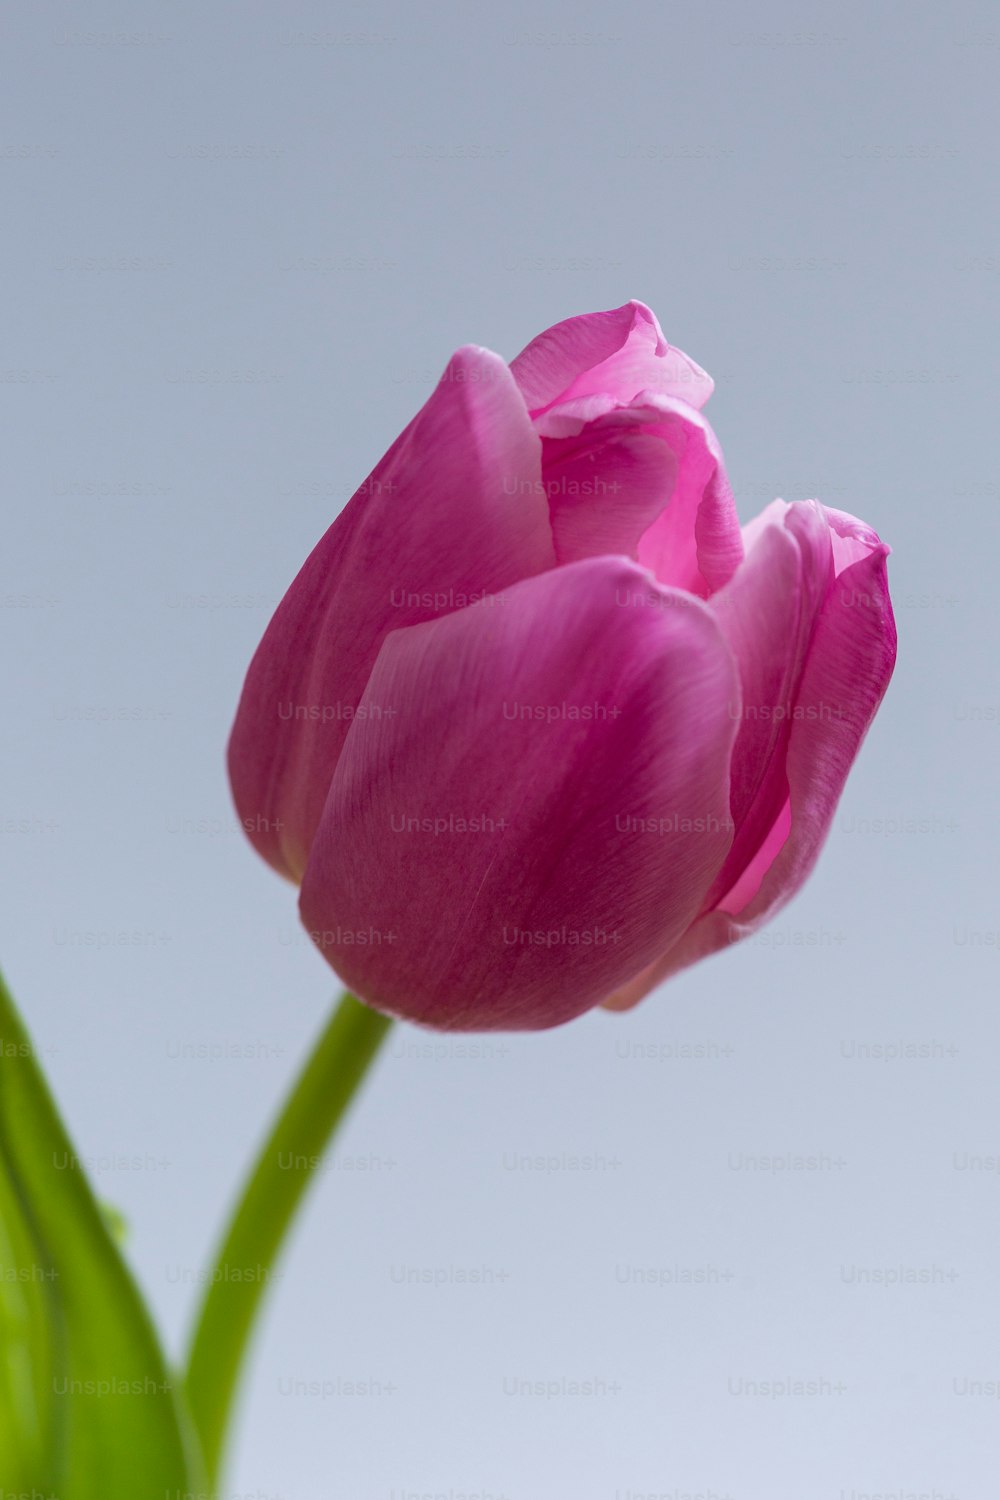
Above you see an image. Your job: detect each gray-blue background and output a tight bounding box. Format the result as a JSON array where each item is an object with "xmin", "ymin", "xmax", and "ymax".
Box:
[{"xmin": 2, "ymin": 2, "xmax": 997, "ymax": 1495}]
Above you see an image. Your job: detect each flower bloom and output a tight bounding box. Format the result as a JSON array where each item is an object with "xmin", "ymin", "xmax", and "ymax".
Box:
[{"xmin": 228, "ymin": 301, "xmax": 895, "ymax": 1030}]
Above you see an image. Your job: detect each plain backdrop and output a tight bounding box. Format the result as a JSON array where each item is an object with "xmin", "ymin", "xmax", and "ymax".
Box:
[{"xmin": 2, "ymin": 1, "xmax": 998, "ymax": 1496}]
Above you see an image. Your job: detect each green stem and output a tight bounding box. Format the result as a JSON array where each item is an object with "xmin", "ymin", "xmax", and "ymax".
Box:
[{"xmin": 184, "ymin": 991, "xmax": 392, "ymax": 1490}]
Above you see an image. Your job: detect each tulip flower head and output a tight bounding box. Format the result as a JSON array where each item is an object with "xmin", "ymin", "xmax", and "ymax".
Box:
[{"xmin": 229, "ymin": 302, "xmax": 896, "ymax": 1030}]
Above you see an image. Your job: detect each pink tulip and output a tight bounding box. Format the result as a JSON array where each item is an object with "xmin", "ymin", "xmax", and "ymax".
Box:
[{"xmin": 228, "ymin": 301, "xmax": 895, "ymax": 1030}]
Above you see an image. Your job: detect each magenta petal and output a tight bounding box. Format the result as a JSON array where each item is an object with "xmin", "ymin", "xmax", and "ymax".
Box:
[
  {"xmin": 510, "ymin": 300, "xmax": 714, "ymax": 417},
  {"xmin": 227, "ymin": 347, "xmax": 554, "ymax": 882},
  {"xmin": 541, "ymin": 412, "xmax": 682, "ymax": 565},
  {"xmin": 700, "ymin": 523, "xmax": 804, "ymax": 906},
  {"xmin": 532, "ymin": 393, "xmax": 743, "ymax": 588},
  {"xmin": 299, "ymin": 558, "xmax": 740, "ymax": 1032},
  {"xmin": 703, "ymin": 501, "xmax": 834, "ymax": 907},
  {"xmin": 633, "ymin": 400, "xmax": 744, "ymax": 596},
  {"xmin": 606, "ymin": 513, "xmax": 896, "ymax": 1011},
  {"xmin": 726, "ymin": 531, "xmax": 896, "ymax": 918}
]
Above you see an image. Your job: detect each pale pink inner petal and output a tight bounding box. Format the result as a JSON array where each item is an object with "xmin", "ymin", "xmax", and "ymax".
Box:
[
  {"xmin": 541, "ymin": 426, "xmax": 679, "ymax": 565},
  {"xmin": 717, "ymin": 800, "xmax": 792, "ymax": 914},
  {"xmin": 556, "ymin": 318, "xmax": 714, "ymax": 412},
  {"xmin": 532, "ymin": 395, "xmax": 741, "ymax": 587},
  {"xmin": 829, "ymin": 529, "xmax": 872, "ymax": 574},
  {"xmin": 634, "ymin": 402, "xmax": 742, "ymax": 597},
  {"xmin": 531, "ymin": 393, "xmax": 619, "ymax": 439},
  {"xmin": 511, "ymin": 299, "xmax": 714, "ymax": 417}
]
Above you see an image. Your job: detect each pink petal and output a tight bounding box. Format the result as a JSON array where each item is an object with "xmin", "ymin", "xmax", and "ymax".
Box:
[
  {"xmin": 227, "ymin": 348, "xmax": 554, "ymax": 882},
  {"xmin": 299, "ymin": 558, "xmax": 740, "ymax": 1031},
  {"xmin": 633, "ymin": 400, "xmax": 744, "ymax": 596},
  {"xmin": 540, "ymin": 409, "xmax": 684, "ymax": 566},
  {"xmin": 703, "ymin": 503, "xmax": 832, "ymax": 908},
  {"xmin": 528, "ymin": 392, "xmax": 743, "ymax": 592},
  {"xmin": 510, "ymin": 300, "xmax": 714, "ymax": 417},
  {"xmin": 606, "ymin": 506, "xmax": 896, "ymax": 1011}
]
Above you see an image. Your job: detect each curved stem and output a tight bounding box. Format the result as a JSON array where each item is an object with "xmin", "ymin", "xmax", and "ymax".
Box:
[{"xmin": 184, "ymin": 991, "xmax": 392, "ymax": 1491}]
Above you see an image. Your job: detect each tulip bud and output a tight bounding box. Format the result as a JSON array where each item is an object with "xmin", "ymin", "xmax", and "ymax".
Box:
[{"xmin": 229, "ymin": 302, "xmax": 895, "ymax": 1029}]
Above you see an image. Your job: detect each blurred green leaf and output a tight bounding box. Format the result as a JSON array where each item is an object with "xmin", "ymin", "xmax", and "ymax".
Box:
[
  {"xmin": 99, "ymin": 1200, "xmax": 129, "ymax": 1247},
  {"xmin": 0, "ymin": 970, "xmax": 204, "ymax": 1498}
]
